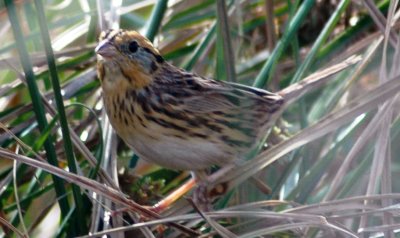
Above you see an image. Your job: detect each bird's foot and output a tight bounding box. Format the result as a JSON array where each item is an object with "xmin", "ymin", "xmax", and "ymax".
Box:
[{"xmin": 193, "ymin": 181, "xmax": 212, "ymax": 211}]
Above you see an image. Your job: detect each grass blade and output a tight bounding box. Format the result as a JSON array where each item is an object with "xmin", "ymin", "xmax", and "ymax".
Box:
[
  {"xmin": 216, "ymin": 0, "xmax": 236, "ymax": 82},
  {"xmin": 253, "ymin": 0, "xmax": 315, "ymax": 88},
  {"xmin": 144, "ymin": 0, "xmax": 168, "ymax": 42},
  {"xmin": 4, "ymin": 0, "xmax": 72, "ymax": 234},
  {"xmin": 34, "ymin": 0, "xmax": 87, "ymax": 234}
]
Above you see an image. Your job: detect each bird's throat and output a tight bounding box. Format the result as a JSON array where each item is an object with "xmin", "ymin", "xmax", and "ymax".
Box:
[{"xmin": 98, "ymin": 60, "xmax": 153, "ymax": 93}]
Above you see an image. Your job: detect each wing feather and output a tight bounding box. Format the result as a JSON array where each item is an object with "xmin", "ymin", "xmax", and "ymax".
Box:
[
  {"xmin": 150, "ymin": 66, "xmax": 285, "ymax": 156},
  {"xmin": 178, "ymin": 75, "xmax": 284, "ymax": 113}
]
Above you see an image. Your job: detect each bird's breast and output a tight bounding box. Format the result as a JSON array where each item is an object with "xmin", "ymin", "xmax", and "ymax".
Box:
[{"xmin": 103, "ymin": 92, "xmax": 147, "ymax": 138}]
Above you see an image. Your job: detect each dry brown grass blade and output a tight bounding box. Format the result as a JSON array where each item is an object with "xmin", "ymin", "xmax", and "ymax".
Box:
[
  {"xmin": 287, "ymin": 194, "xmax": 400, "ymax": 213},
  {"xmin": 0, "ymin": 148, "xmax": 200, "ymax": 237},
  {"xmin": 265, "ymin": 0, "xmax": 277, "ymax": 51},
  {"xmin": 212, "ymin": 70, "xmax": 400, "ymax": 191},
  {"xmin": 363, "ymin": 0, "xmax": 398, "ymax": 47},
  {"xmin": 323, "ymin": 37, "xmax": 383, "ymax": 201},
  {"xmin": 78, "ymin": 209, "xmax": 353, "ymax": 238},
  {"xmin": 279, "ymin": 55, "xmax": 362, "ymax": 106},
  {"xmin": 0, "ymin": 44, "xmax": 95, "ymax": 70},
  {"xmin": 188, "ymin": 198, "xmax": 238, "ymax": 238},
  {"xmin": 359, "ymin": 2, "xmax": 399, "ymax": 235},
  {"xmin": 0, "ymin": 216, "xmax": 26, "ymax": 238}
]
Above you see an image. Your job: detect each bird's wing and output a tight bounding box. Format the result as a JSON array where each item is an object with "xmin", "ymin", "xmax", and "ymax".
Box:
[
  {"xmin": 151, "ymin": 69, "xmax": 285, "ymax": 155},
  {"xmin": 179, "ymin": 76, "xmax": 283, "ymax": 113}
]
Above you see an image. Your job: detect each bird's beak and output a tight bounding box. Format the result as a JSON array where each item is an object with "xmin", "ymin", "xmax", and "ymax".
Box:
[{"xmin": 95, "ymin": 40, "xmax": 117, "ymax": 58}]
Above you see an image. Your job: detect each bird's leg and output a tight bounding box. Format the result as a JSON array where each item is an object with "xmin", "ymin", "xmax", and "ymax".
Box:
[
  {"xmin": 152, "ymin": 178, "xmax": 196, "ymax": 213},
  {"xmin": 192, "ymin": 170, "xmax": 213, "ymax": 211},
  {"xmin": 153, "ymin": 170, "xmax": 216, "ymax": 213}
]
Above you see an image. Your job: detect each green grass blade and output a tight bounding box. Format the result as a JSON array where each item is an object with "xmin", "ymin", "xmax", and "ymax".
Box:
[
  {"xmin": 4, "ymin": 0, "xmax": 73, "ymax": 235},
  {"xmin": 216, "ymin": 0, "xmax": 236, "ymax": 82},
  {"xmin": 144, "ymin": 0, "xmax": 168, "ymax": 42},
  {"xmin": 316, "ymin": 0, "xmax": 389, "ymax": 62},
  {"xmin": 33, "ymin": 0, "xmax": 86, "ymax": 234},
  {"xmin": 253, "ymin": 0, "xmax": 315, "ymax": 88},
  {"xmin": 290, "ymin": 0, "xmax": 351, "ymax": 84},
  {"xmin": 182, "ymin": 23, "xmax": 217, "ymax": 71},
  {"xmin": 216, "ymin": 28, "xmax": 227, "ymax": 80}
]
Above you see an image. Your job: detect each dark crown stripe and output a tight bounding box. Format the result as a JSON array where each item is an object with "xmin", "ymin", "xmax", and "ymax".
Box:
[{"xmin": 143, "ymin": 47, "xmax": 165, "ymax": 63}]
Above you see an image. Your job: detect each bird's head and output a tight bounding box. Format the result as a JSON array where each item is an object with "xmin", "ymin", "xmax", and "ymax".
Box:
[{"xmin": 95, "ymin": 29, "xmax": 164, "ymax": 89}]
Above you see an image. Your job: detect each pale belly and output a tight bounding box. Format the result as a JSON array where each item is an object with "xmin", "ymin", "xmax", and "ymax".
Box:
[
  {"xmin": 107, "ymin": 111, "xmax": 233, "ymax": 170},
  {"xmin": 124, "ymin": 133, "xmax": 232, "ymax": 170}
]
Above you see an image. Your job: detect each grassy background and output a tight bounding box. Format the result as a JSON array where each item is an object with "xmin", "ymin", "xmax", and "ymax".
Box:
[{"xmin": 1, "ymin": 0, "xmax": 400, "ymax": 237}]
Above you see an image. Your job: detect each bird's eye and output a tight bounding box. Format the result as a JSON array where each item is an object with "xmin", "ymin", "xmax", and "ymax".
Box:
[{"xmin": 128, "ymin": 41, "xmax": 139, "ymax": 53}]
